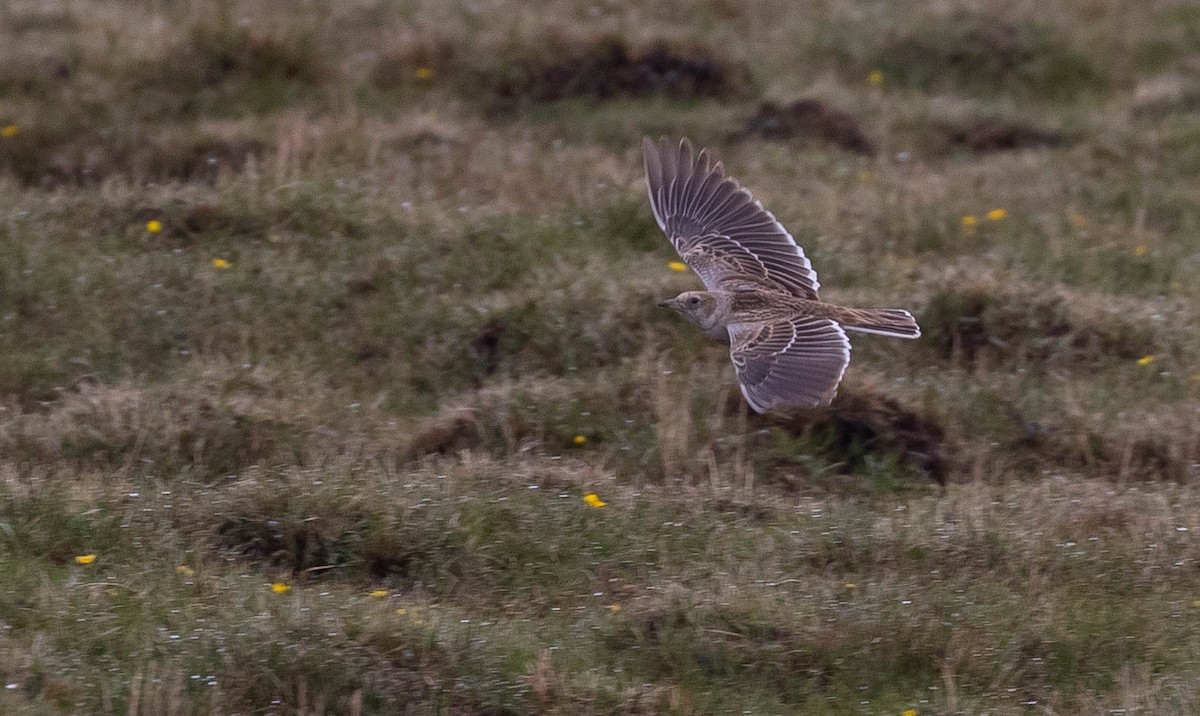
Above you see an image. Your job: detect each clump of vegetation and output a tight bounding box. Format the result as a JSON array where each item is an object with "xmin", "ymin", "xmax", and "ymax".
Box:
[
  {"xmin": 131, "ymin": 20, "xmax": 329, "ymax": 116},
  {"xmin": 865, "ymin": 16, "xmax": 1108, "ymax": 99},
  {"xmin": 0, "ymin": 110, "xmax": 267, "ymax": 187},
  {"xmin": 0, "ymin": 381, "xmax": 300, "ymax": 479},
  {"xmin": 932, "ymin": 116, "xmax": 1071, "ymax": 153},
  {"xmin": 734, "ymin": 99, "xmax": 876, "ymax": 155},
  {"xmin": 369, "ymin": 37, "xmax": 456, "ymax": 92},
  {"xmin": 760, "ymin": 385, "xmax": 949, "ymax": 485},
  {"xmin": 920, "ymin": 282, "xmax": 1155, "ymax": 369},
  {"xmin": 1003, "ymin": 413, "xmax": 1194, "ymax": 482}
]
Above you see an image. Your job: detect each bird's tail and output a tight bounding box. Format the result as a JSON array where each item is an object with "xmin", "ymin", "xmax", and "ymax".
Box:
[{"xmin": 841, "ymin": 308, "xmax": 921, "ymax": 339}]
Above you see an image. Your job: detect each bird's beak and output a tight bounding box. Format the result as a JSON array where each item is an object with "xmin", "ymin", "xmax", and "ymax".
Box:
[{"xmin": 657, "ymin": 299, "xmax": 673, "ymax": 309}]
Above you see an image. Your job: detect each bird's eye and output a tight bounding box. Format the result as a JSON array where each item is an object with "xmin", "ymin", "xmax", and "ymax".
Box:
[{"xmin": 688, "ymin": 297, "xmax": 701, "ymax": 306}]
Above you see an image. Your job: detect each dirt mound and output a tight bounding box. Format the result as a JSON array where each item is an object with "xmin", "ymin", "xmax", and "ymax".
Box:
[
  {"xmin": 216, "ymin": 517, "xmax": 330, "ymax": 572},
  {"xmin": 750, "ymin": 386, "xmax": 949, "ymax": 484},
  {"xmin": 734, "ymin": 99, "xmax": 876, "ymax": 155},
  {"xmin": 934, "ymin": 118, "xmax": 1068, "ymax": 153},
  {"xmin": 485, "ymin": 35, "xmax": 750, "ymax": 107},
  {"xmin": 403, "ymin": 410, "xmax": 481, "ymax": 459},
  {"xmin": 215, "ymin": 511, "xmax": 439, "ymax": 579}
]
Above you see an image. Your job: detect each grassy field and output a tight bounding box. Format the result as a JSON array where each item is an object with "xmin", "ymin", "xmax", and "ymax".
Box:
[{"xmin": 3, "ymin": 0, "xmax": 1200, "ymax": 713}]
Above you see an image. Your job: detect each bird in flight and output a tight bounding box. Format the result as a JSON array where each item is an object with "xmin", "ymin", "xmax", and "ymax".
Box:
[{"xmin": 645, "ymin": 137, "xmax": 919, "ymax": 413}]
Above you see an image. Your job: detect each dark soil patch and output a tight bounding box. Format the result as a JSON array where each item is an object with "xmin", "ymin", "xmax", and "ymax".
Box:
[
  {"xmin": 403, "ymin": 410, "xmax": 481, "ymax": 460},
  {"xmin": 178, "ymin": 201, "xmax": 273, "ymax": 237},
  {"xmin": 469, "ymin": 320, "xmax": 504, "ymax": 377},
  {"xmin": 0, "ymin": 55, "xmax": 73, "ymax": 97},
  {"xmin": 749, "ymin": 386, "xmax": 949, "ymax": 484},
  {"xmin": 733, "ymin": 99, "xmax": 876, "ymax": 155},
  {"xmin": 920, "ymin": 284, "xmax": 1153, "ymax": 369},
  {"xmin": 933, "ymin": 118, "xmax": 1070, "ymax": 153},
  {"xmin": 213, "ymin": 515, "xmax": 427, "ymax": 579},
  {"xmin": 484, "ymin": 34, "xmax": 751, "ymax": 108},
  {"xmin": 216, "ymin": 517, "xmax": 329, "ymax": 572},
  {"xmin": 154, "ymin": 135, "xmax": 266, "ymax": 182},
  {"xmin": 708, "ymin": 498, "xmax": 775, "ymax": 523},
  {"xmin": 190, "ymin": 25, "xmax": 324, "ymax": 87},
  {"xmin": 0, "ymin": 120, "xmax": 265, "ymax": 187},
  {"xmin": 213, "ymin": 499, "xmax": 475, "ymax": 588}
]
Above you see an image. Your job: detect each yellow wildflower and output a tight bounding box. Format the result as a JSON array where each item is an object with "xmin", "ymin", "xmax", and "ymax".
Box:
[
  {"xmin": 1137, "ymin": 355, "xmax": 1155, "ymax": 366},
  {"xmin": 573, "ymin": 434, "xmax": 587, "ymax": 445},
  {"xmin": 414, "ymin": 67, "xmax": 433, "ymax": 81},
  {"xmin": 668, "ymin": 261, "xmax": 688, "ymax": 272},
  {"xmin": 175, "ymin": 565, "xmax": 195, "ymax": 576},
  {"xmin": 583, "ymin": 493, "xmax": 607, "ymax": 508},
  {"xmin": 0, "ymin": 125, "xmax": 19, "ymax": 138},
  {"xmin": 610, "ymin": 604, "xmax": 622, "ymax": 613},
  {"xmin": 396, "ymin": 608, "xmax": 407, "ymax": 616},
  {"xmin": 867, "ymin": 69, "xmax": 884, "ymax": 86},
  {"xmin": 74, "ymin": 554, "xmax": 96, "ymax": 565},
  {"xmin": 986, "ymin": 208, "xmax": 1007, "ymax": 221},
  {"xmin": 845, "ymin": 583, "xmax": 857, "ymax": 589},
  {"xmin": 146, "ymin": 219, "xmax": 162, "ymax": 234},
  {"xmin": 903, "ymin": 710, "xmax": 918, "ymax": 716},
  {"xmin": 1134, "ymin": 244, "xmax": 1148, "ymax": 257},
  {"xmin": 961, "ymin": 215, "xmax": 978, "ymax": 236},
  {"xmin": 271, "ymin": 582, "xmax": 291, "ymax": 593},
  {"xmin": 212, "ymin": 258, "xmax": 231, "ymax": 269},
  {"xmin": 369, "ymin": 589, "xmax": 388, "ymax": 598}
]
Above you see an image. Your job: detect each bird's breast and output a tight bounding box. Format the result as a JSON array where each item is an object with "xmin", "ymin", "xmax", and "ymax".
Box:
[{"xmin": 703, "ymin": 324, "xmax": 731, "ymax": 343}]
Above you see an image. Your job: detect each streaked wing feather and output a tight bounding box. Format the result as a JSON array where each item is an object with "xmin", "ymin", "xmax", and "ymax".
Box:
[
  {"xmin": 643, "ymin": 137, "xmax": 821, "ymax": 300},
  {"xmin": 729, "ymin": 317, "xmax": 850, "ymax": 412}
]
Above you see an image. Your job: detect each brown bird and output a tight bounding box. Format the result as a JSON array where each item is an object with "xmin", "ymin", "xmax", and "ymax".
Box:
[{"xmin": 645, "ymin": 137, "xmax": 919, "ymax": 412}]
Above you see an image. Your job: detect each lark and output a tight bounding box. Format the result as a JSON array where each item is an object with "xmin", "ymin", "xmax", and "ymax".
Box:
[{"xmin": 645, "ymin": 137, "xmax": 920, "ymax": 412}]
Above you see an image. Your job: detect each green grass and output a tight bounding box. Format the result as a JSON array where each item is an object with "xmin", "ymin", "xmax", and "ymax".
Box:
[{"xmin": 2, "ymin": 0, "xmax": 1200, "ymax": 713}]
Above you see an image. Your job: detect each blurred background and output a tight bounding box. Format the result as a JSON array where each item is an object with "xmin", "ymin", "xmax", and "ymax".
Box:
[{"xmin": 2, "ymin": 0, "xmax": 1200, "ymax": 713}]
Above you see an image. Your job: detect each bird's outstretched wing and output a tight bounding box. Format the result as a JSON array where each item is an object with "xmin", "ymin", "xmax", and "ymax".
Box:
[
  {"xmin": 728, "ymin": 316, "xmax": 850, "ymax": 412},
  {"xmin": 643, "ymin": 136, "xmax": 820, "ymax": 299}
]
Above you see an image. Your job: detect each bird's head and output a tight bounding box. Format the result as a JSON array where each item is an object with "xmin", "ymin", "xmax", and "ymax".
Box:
[{"xmin": 658, "ymin": 291, "xmax": 722, "ymax": 331}]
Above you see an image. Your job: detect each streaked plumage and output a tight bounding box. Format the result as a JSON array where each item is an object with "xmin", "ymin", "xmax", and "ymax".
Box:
[{"xmin": 646, "ymin": 137, "xmax": 920, "ymax": 412}]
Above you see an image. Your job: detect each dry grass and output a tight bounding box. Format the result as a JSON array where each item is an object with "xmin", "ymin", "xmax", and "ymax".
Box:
[{"xmin": 2, "ymin": 0, "xmax": 1200, "ymax": 713}]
